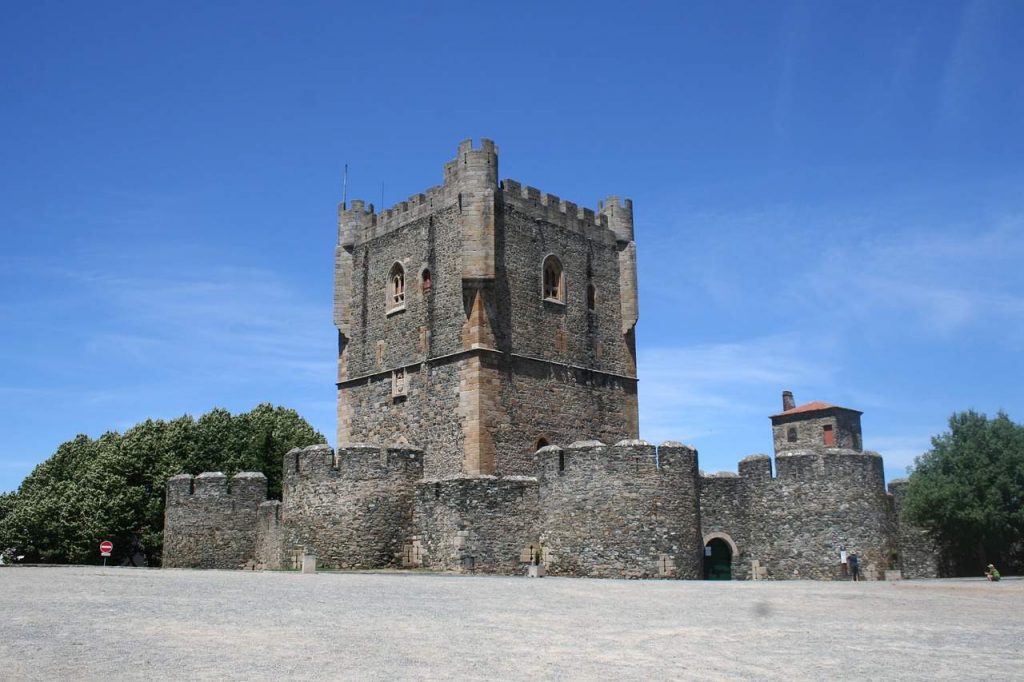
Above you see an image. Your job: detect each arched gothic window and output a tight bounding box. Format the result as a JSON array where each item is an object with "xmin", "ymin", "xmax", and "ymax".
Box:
[
  {"xmin": 542, "ymin": 255, "xmax": 564, "ymax": 303},
  {"xmin": 389, "ymin": 262, "xmax": 405, "ymax": 310}
]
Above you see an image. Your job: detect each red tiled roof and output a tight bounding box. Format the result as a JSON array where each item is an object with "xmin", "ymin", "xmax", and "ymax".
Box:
[{"xmin": 770, "ymin": 401, "xmax": 861, "ymax": 418}]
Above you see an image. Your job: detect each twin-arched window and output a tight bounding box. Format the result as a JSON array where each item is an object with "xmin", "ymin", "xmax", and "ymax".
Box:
[
  {"xmin": 543, "ymin": 255, "xmax": 564, "ymax": 303},
  {"xmin": 389, "ymin": 262, "xmax": 405, "ymax": 309}
]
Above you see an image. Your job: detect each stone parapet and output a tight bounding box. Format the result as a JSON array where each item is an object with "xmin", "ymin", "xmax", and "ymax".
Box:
[
  {"xmin": 277, "ymin": 444, "xmax": 422, "ymax": 569},
  {"xmin": 162, "ymin": 471, "xmax": 267, "ymax": 569},
  {"xmin": 535, "ymin": 440, "xmax": 703, "ymax": 579},
  {"xmin": 413, "ymin": 476, "xmax": 539, "ymax": 574},
  {"xmin": 888, "ymin": 479, "xmax": 943, "ymax": 578},
  {"xmin": 500, "ymin": 179, "xmax": 618, "ymax": 246}
]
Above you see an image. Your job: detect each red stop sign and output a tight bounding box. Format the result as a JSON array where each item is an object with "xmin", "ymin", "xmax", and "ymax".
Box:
[{"xmin": 99, "ymin": 541, "xmax": 113, "ymax": 555}]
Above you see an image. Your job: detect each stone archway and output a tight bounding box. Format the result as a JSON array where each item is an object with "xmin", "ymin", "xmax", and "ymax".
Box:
[{"xmin": 702, "ymin": 532, "xmax": 738, "ymax": 580}]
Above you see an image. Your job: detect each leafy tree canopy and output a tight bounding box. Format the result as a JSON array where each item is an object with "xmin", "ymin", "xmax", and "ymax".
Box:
[
  {"xmin": 0, "ymin": 404, "xmax": 324, "ymax": 566},
  {"xmin": 904, "ymin": 410, "xmax": 1024, "ymax": 575}
]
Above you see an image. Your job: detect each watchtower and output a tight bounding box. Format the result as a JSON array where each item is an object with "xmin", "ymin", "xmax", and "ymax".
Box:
[
  {"xmin": 333, "ymin": 139, "xmax": 639, "ymax": 478},
  {"xmin": 770, "ymin": 390, "xmax": 864, "ymax": 454}
]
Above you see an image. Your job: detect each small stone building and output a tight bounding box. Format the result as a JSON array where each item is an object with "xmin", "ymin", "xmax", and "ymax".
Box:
[{"xmin": 163, "ymin": 141, "xmax": 939, "ymax": 579}]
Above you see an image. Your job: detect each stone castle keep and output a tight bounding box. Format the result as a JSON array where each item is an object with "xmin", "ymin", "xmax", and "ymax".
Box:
[{"xmin": 164, "ymin": 139, "xmax": 938, "ymax": 580}]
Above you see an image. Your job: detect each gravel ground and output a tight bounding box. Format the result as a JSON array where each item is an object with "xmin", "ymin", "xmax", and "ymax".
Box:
[{"xmin": 0, "ymin": 566, "xmax": 1021, "ymax": 681}]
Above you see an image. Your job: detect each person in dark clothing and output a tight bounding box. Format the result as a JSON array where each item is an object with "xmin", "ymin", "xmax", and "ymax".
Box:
[
  {"xmin": 120, "ymin": 531, "xmax": 148, "ymax": 567},
  {"xmin": 848, "ymin": 553, "xmax": 860, "ymax": 581}
]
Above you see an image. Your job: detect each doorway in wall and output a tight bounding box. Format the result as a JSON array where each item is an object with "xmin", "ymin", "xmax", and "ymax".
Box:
[{"xmin": 703, "ymin": 538, "xmax": 732, "ymax": 580}]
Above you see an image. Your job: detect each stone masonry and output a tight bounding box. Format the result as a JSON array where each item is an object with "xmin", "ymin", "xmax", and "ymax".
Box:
[
  {"xmin": 163, "ymin": 471, "xmax": 266, "ymax": 569},
  {"xmin": 163, "ymin": 140, "xmax": 940, "ymax": 579}
]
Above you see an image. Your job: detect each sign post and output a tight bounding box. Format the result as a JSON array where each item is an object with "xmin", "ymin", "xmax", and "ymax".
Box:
[{"xmin": 100, "ymin": 540, "xmax": 113, "ymax": 567}]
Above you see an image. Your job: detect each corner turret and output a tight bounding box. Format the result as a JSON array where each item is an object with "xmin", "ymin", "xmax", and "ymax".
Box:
[{"xmin": 598, "ymin": 196, "xmax": 634, "ymax": 244}]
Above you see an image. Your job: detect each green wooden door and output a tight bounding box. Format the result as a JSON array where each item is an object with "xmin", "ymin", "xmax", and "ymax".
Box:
[{"xmin": 703, "ymin": 538, "xmax": 732, "ymax": 580}]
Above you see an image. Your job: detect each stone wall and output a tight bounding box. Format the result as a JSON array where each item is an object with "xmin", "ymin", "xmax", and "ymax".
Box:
[
  {"xmin": 700, "ymin": 451, "xmax": 896, "ymax": 580},
  {"xmin": 498, "ymin": 200, "xmax": 632, "ymax": 377},
  {"xmin": 412, "ymin": 477, "xmax": 539, "ymax": 573},
  {"xmin": 536, "ymin": 440, "xmax": 703, "ymax": 579},
  {"xmin": 339, "ymin": 360, "xmax": 465, "ymax": 479},
  {"xmin": 163, "ymin": 471, "xmax": 267, "ymax": 569},
  {"xmin": 255, "ymin": 501, "xmax": 285, "ymax": 569},
  {"xmin": 275, "ymin": 444, "xmax": 422, "ymax": 569},
  {"xmin": 888, "ymin": 479, "xmax": 943, "ymax": 578},
  {"xmin": 699, "ymin": 468, "xmax": 751, "ymax": 579}
]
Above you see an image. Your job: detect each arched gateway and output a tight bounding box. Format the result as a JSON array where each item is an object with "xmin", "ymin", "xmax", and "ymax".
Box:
[{"xmin": 703, "ymin": 532, "xmax": 738, "ymax": 580}]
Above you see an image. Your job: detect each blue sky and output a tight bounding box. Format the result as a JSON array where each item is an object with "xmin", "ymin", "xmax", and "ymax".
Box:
[{"xmin": 2, "ymin": 1, "xmax": 1022, "ymax": 492}]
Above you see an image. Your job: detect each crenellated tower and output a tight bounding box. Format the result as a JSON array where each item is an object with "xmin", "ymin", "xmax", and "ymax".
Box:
[{"xmin": 333, "ymin": 139, "xmax": 640, "ymax": 479}]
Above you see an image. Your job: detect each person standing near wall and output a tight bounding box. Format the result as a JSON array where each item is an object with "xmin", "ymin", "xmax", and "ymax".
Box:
[{"xmin": 848, "ymin": 552, "xmax": 860, "ymax": 581}]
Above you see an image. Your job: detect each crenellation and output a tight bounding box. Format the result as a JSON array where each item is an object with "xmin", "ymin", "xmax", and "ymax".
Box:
[
  {"xmin": 230, "ymin": 472, "xmax": 269, "ymax": 501},
  {"xmin": 163, "ymin": 471, "xmax": 268, "ymax": 569},
  {"xmin": 344, "ymin": 184, "xmax": 450, "ymax": 245},
  {"xmin": 335, "ymin": 444, "xmax": 424, "ymax": 479},
  {"xmin": 498, "ymin": 178, "xmax": 618, "ymax": 244},
  {"xmin": 608, "ymin": 439, "xmax": 658, "ymax": 471},
  {"xmin": 738, "ymin": 454, "xmax": 772, "ymax": 480},
  {"xmin": 166, "ymin": 473, "xmax": 194, "ymax": 501},
  {"xmin": 289, "ymin": 444, "xmax": 336, "ymax": 477},
  {"xmin": 193, "ymin": 472, "xmax": 228, "ymax": 497},
  {"xmin": 657, "ymin": 441, "xmax": 699, "ymax": 472},
  {"xmin": 598, "ymin": 195, "xmax": 634, "ymax": 243}
]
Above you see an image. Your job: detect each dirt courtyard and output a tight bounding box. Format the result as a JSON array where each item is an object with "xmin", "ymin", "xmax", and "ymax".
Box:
[{"xmin": 1, "ymin": 567, "xmax": 1020, "ymax": 681}]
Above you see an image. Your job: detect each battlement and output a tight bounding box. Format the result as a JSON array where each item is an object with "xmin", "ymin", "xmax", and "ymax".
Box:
[
  {"xmin": 534, "ymin": 439, "xmax": 697, "ymax": 478},
  {"xmin": 702, "ymin": 449, "xmax": 886, "ymax": 487},
  {"xmin": 444, "ymin": 137, "xmax": 499, "ymax": 184},
  {"xmin": 773, "ymin": 449, "xmax": 883, "ymax": 483},
  {"xmin": 500, "ymin": 179, "xmax": 619, "ymax": 245},
  {"xmin": 338, "ymin": 183, "xmax": 452, "ymax": 246},
  {"xmin": 163, "ymin": 471, "xmax": 267, "ymax": 569},
  {"xmin": 738, "ymin": 454, "xmax": 773, "ymax": 480},
  {"xmin": 597, "ymin": 195, "xmax": 634, "ymax": 243},
  {"xmin": 336, "ymin": 139, "xmax": 629, "ymax": 249},
  {"xmin": 339, "ymin": 138, "xmax": 502, "ymax": 246},
  {"xmin": 166, "ymin": 471, "xmax": 267, "ymax": 502},
  {"xmin": 283, "ymin": 443, "xmax": 423, "ymax": 481}
]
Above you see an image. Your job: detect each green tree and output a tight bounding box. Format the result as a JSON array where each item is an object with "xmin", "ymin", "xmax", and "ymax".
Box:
[
  {"xmin": 904, "ymin": 410, "xmax": 1024, "ymax": 576},
  {"xmin": 0, "ymin": 404, "xmax": 324, "ymax": 566}
]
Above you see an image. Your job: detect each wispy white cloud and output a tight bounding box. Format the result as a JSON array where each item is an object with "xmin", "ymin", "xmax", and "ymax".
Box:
[
  {"xmin": 793, "ymin": 214, "xmax": 1024, "ymax": 336},
  {"xmin": 56, "ymin": 264, "xmax": 333, "ymax": 383},
  {"xmin": 638, "ymin": 333, "xmax": 833, "ymax": 446}
]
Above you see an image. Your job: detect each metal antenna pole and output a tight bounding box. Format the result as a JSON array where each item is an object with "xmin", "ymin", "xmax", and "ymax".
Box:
[{"xmin": 342, "ymin": 164, "xmax": 348, "ymax": 206}]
